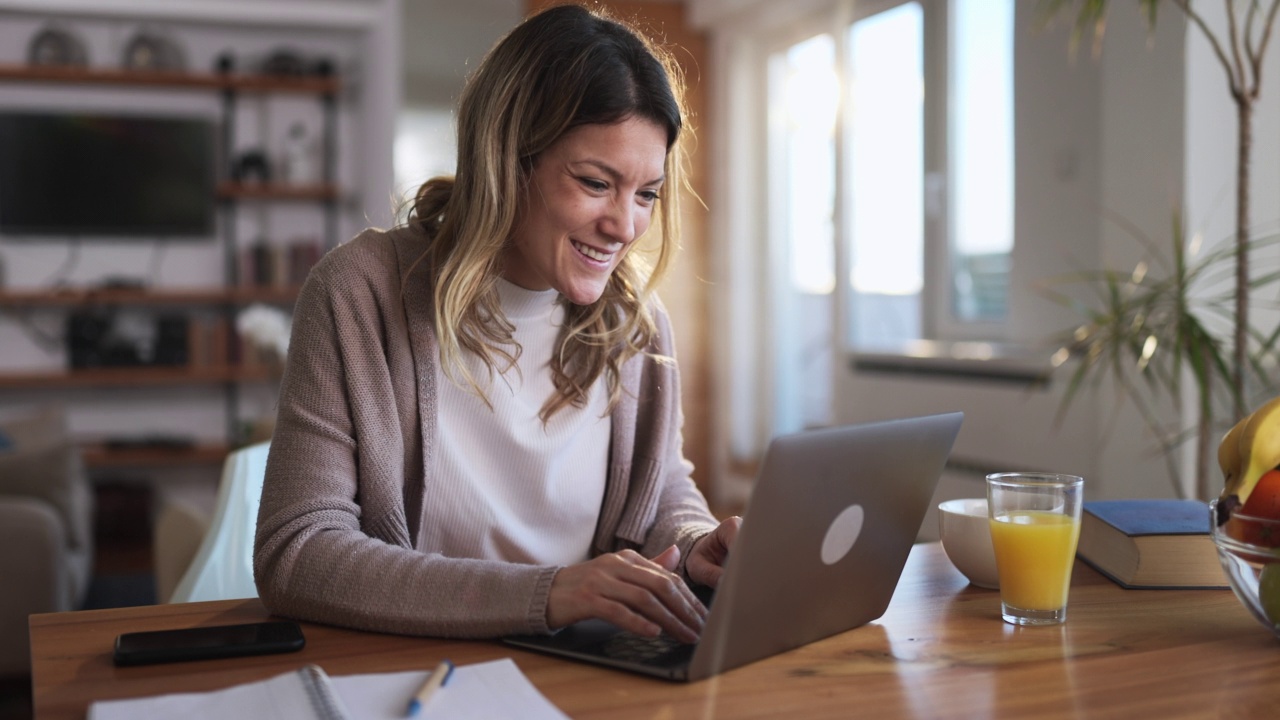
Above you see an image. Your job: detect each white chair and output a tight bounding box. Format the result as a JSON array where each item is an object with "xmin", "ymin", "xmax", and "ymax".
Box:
[{"xmin": 167, "ymin": 441, "xmax": 270, "ymax": 603}]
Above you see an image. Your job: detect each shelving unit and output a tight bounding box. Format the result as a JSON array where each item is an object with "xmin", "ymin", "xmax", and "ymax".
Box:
[
  {"xmin": 0, "ymin": 287, "xmax": 301, "ymax": 307},
  {"xmin": 0, "ymin": 62, "xmax": 338, "ymax": 469},
  {"xmin": 0, "ymin": 364, "xmax": 277, "ymax": 390},
  {"xmin": 0, "ymin": 63, "xmax": 338, "ymax": 95},
  {"xmin": 81, "ymin": 441, "xmax": 231, "ymax": 469}
]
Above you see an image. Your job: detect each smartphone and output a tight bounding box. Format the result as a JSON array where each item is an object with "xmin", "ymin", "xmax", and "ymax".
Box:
[{"xmin": 113, "ymin": 621, "xmax": 306, "ymax": 666}]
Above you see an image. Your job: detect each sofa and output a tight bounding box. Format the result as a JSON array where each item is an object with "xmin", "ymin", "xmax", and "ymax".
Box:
[{"xmin": 0, "ymin": 406, "xmax": 94, "ymax": 676}]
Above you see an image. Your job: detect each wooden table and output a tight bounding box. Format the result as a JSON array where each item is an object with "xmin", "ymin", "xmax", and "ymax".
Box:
[{"xmin": 30, "ymin": 543, "xmax": 1280, "ymax": 719}]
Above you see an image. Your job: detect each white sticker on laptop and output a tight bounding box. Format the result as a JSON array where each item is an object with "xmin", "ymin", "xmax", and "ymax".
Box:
[{"xmin": 820, "ymin": 504, "xmax": 865, "ymax": 565}]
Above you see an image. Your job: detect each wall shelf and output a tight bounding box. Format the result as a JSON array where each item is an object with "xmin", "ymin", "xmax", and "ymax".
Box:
[
  {"xmin": 0, "ymin": 287, "xmax": 300, "ymax": 307},
  {"xmin": 81, "ymin": 441, "xmax": 231, "ymax": 469},
  {"xmin": 0, "ymin": 63, "xmax": 338, "ymax": 95},
  {"xmin": 217, "ymin": 183, "xmax": 340, "ymax": 202},
  {"xmin": 0, "ymin": 365, "xmax": 276, "ymax": 390}
]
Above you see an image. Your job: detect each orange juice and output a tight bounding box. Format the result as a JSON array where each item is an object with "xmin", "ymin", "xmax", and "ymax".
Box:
[{"xmin": 989, "ymin": 511, "xmax": 1081, "ymax": 610}]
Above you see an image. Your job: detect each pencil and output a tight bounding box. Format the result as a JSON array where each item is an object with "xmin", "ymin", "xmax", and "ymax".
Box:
[{"xmin": 405, "ymin": 659, "xmax": 454, "ymax": 717}]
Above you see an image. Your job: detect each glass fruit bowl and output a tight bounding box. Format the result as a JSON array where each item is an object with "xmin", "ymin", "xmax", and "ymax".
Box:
[{"xmin": 1209, "ymin": 499, "xmax": 1280, "ymax": 639}]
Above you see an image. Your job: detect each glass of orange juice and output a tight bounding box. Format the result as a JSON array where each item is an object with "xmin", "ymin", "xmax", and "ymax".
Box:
[{"xmin": 986, "ymin": 472, "xmax": 1083, "ymax": 626}]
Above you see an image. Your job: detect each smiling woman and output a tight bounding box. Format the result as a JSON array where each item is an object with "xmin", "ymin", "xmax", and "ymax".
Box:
[
  {"xmin": 252, "ymin": 3, "xmax": 741, "ymax": 645},
  {"xmin": 504, "ymin": 118, "xmax": 668, "ymax": 306}
]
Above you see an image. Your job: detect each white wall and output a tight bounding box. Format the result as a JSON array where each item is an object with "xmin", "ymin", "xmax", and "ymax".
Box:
[
  {"xmin": 1185, "ymin": 2, "xmax": 1280, "ymax": 368},
  {"xmin": 394, "ymin": 0, "xmax": 519, "ymax": 214}
]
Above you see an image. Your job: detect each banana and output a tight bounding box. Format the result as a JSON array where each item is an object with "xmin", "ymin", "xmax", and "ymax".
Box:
[
  {"xmin": 1217, "ymin": 412, "xmax": 1250, "ymax": 525},
  {"xmin": 1219, "ymin": 414, "xmax": 1247, "ymax": 490},
  {"xmin": 1219, "ymin": 396, "xmax": 1280, "ymax": 523}
]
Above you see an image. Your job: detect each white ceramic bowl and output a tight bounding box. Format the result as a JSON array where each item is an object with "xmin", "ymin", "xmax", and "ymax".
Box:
[{"xmin": 938, "ymin": 498, "xmax": 1000, "ymax": 589}]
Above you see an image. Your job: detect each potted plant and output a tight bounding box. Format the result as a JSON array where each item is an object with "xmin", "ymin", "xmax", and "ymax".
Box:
[
  {"xmin": 1041, "ymin": 214, "xmax": 1280, "ymax": 499},
  {"xmin": 1039, "ymin": 0, "xmax": 1280, "ymax": 498}
]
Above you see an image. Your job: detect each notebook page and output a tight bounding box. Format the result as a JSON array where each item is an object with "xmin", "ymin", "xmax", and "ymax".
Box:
[
  {"xmin": 88, "ymin": 665, "xmax": 349, "ymax": 720},
  {"xmin": 328, "ymin": 658, "xmax": 569, "ymax": 720}
]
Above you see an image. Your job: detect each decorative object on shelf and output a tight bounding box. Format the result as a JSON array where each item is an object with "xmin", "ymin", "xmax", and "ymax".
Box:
[
  {"xmin": 213, "ymin": 50, "xmax": 332, "ymax": 79},
  {"xmin": 27, "ymin": 24, "xmax": 89, "ymax": 67},
  {"xmin": 64, "ymin": 309, "xmax": 190, "ymax": 369},
  {"xmin": 281, "ymin": 122, "xmax": 320, "ymax": 185},
  {"xmin": 230, "ymin": 149, "xmax": 272, "ymax": 184},
  {"xmin": 236, "ymin": 303, "xmax": 291, "ymax": 443},
  {"xmin": 249, "ymin": 49, "xmax": 335, "ymax": 78},
  {"xmin": 121, "ymin": 26, "xmax": 186, "ymax": 72},
  {"xmin": 213, "ymin": 51, "xmax": 234, "ymax": 75},
  {"xmin": 66, "ymin": 310, "xmax": 128, "ymax": 369},
  {"xmin": 236, "ymin": 304, "xmax": 290, "ymax": 362},
  {"xmin": 258, "ymin": 49, "xmax": 307, "ymax": 77}
]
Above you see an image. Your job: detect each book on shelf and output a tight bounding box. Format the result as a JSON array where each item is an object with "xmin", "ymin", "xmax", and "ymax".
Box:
[
  {"xmin": 238, "ymin": 237, "xmax": 322, "ymax": 289},
  {"xmin": 1077, "ymin": 498, "xmax": 1227, "ymax": 589},
  {"xmin": 185, "ymin": 315, "xmax": 229, "ymax": 368}
]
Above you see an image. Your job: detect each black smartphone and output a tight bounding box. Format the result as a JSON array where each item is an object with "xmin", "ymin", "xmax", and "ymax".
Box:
[{"xmin": 112, "ymin": 621, "xmax": 306, "ymax": 666}]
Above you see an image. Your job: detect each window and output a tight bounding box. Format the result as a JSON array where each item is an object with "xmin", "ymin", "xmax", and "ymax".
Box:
[
  {"xmin": 768, "ymin": 33, "xmax": 838, "ymax": 431},
  {"xmin": 949, "ymin": 0, "xmax": 1014, "ymax": 325},
  {"xmin": 846, "ymin": 3, "xmax": 925, "ymax": 346},
  {"xmin": 769, "ymin": 0, "xmax": 1014, "ymax": 353},
  {"xmin": 714, "ymin": 0, "xmax": 1016, "ymax": 468}
]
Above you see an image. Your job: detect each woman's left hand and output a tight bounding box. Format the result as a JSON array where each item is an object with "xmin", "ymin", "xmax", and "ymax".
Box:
[{"xmin": 686, "ymin": 516, "xmax": 741, "ymax": 588}]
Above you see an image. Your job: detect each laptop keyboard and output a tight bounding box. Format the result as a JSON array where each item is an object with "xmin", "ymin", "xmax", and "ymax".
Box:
[
  {"xmin": 599, "ymin": 583, "xmax": 714, "ymax": 664},
  {"xmin": 600, "ymin": 632, "xmax": 692, "ymax": 664}
]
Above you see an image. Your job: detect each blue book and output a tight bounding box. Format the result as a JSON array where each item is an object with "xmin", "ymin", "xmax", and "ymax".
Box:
[{"xmin": 1077, "ymin": 499, "xmax": 1227, "ymax": 589}]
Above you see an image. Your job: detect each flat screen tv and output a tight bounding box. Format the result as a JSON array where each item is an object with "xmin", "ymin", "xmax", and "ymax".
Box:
[{"xmin": 0, "ymin": 111, "xmax": 215, "ymax": 238}]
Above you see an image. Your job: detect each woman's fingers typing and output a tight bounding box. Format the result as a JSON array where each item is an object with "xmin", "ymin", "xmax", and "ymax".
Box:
[
  {"xmin": 687, "ymin": 516, "xmax": 742, "ymax": 588},
  {"xmin": 547, "ymin": 547, "xmax": 706, "ymax": 643}
]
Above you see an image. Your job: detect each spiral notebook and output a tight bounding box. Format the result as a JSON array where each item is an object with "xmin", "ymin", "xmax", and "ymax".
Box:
[{"xmin": 88, "ymin": 658, "xmax": 568, "ymax": 720}]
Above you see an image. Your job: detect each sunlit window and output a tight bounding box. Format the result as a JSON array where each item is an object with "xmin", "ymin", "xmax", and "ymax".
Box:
[
  {"xmin": 757, "ymin": 0, "xmax": 1014, "ymax": 437},
  {"xmin": 770, "ymin": 33, "xmax": 838, "ymax": 431},
  {"xmin": 952, "ymin": 0, "xmax": 1013, "ymax": 322},
  {"xmin": 847, "ymin": 3, "xmax": 924, "ymax": 347},
  {"xmin": 771, "ymin": 0, "xmax": 1013, "ymax": 349},
  {"xmin": 781, "ymin": 35, "xmax": 838, "ymax": 296}
]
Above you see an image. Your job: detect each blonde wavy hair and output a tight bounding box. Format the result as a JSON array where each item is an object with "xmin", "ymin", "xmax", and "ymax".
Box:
[{"xmin": 406, "ymin": 3, "xmax": 688, "ymax": 421}]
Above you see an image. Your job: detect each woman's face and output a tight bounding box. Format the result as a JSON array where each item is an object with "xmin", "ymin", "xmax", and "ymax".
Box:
[{"xmin": 503, "ymin": 116, "xmax": 668, "ymax": 306}]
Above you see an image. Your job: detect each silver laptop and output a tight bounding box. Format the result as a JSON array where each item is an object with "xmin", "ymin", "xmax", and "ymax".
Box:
[{"xmin": 504, "ymin": 411, "xmax": 963, "ymax": 681}]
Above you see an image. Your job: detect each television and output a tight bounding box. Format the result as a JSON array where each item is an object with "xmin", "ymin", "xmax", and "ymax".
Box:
[{"xmin": 0, "ymin": 111, "xmax": 216, "ymax": 238}]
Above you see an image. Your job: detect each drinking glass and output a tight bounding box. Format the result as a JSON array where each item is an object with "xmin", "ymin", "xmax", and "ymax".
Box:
[{"xmin": 986, "ymin": 473, "xmax": 1084, "ymax": 626}]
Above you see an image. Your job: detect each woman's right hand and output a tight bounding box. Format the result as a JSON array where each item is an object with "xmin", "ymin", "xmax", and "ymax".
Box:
[{"xmin": 546, "ymin": 545, "xmax": 707, "ymax": 643}]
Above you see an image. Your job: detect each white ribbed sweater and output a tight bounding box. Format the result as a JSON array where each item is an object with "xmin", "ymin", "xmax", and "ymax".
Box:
[{"xmin": 424, "ymin": 279, "xmax": 609, "ymax": 565}]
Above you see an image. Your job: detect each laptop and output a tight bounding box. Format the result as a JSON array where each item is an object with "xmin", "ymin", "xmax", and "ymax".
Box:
[{"xmin": 504, "ymin": 411, "xmax": 963, "ymax": 681}]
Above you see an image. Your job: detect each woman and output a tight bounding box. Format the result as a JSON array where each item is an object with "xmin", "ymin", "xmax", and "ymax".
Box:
[{"xmin": 253, "ymin": 4, "xmax": 738, "ymax": 644}]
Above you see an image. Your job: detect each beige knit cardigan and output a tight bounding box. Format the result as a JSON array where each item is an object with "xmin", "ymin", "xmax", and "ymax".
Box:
[{"xmin": 253, "ymin": 227, "xmax": 718, "ymax": 638}]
